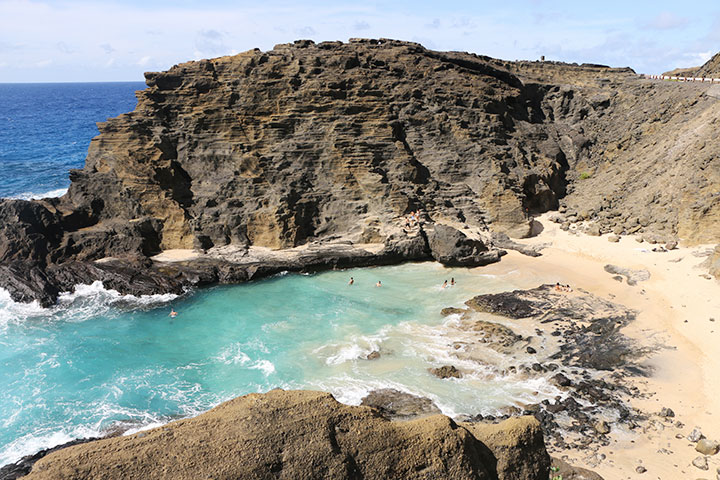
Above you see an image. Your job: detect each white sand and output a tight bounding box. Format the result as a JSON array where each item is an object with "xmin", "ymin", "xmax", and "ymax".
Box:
[
  {"xmin": 150, "ymin": 249, "xmax": 201, "ymax": 262},
  {"xmin": 478, "ymin": 213, "xmax": 720, "ymax": 479}
]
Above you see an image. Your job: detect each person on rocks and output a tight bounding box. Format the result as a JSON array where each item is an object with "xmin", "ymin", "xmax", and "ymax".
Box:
[
  {"xmin": 376, "ymin": 281, "xmax": 382, "ymax": 287},
  {"xmin": 348, "ymin": 277, "xmax": 354, "ymax": 285}
]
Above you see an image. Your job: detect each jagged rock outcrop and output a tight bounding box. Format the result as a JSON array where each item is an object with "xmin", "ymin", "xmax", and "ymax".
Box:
[
  {"xmin": 21, "ymin": 389, "xmax": 551, "ymax": 480},
  {"xmin": 1, "ymin": 39, "xmax": 719, "ymax": 305},
  {"xmin": 663, "ymin": 51, "xmax": 720, "ymax": 78}
]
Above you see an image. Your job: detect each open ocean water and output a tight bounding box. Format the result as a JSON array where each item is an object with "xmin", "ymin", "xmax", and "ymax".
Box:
[
  {"xmin": 0, "ymin": 83, "xmax": 561, "ymax": 466},
  {"xmin": 0, "ymin": 82, "xmax": 145, "ymax": 199}
]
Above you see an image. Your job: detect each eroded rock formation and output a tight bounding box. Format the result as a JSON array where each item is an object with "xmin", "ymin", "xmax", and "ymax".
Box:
[
  {"xmin": 1, "ymin": 39, "xmax": 719, "ymax": 305},
  {"xmin": 21, "ymin": 389, "xmax": 551, "ymax": 480}
]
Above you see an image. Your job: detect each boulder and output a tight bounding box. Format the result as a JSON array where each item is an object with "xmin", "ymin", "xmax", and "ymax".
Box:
[
  {"xmin": 696, "ymin": 438, "xmax": 720, "ymax": 456},
  {"xmin": 426, "ymin": 224, "xmax": 502, "ymax": 267},
  {"xmin": 360, "ymin": 388, "xmax": 441, "ymax": 420},
  {"xmin": 22, "ymin": 389, "xmax": 553, "ymax": 480}
]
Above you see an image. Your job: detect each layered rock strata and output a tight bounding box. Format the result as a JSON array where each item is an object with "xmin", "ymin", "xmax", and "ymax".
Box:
[{"xmin": 2, "ymin": 39, "xmax": 719, "ymax": 305}]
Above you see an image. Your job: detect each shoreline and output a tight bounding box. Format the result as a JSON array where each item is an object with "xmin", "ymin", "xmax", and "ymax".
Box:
[
  {"xmin": 2, "ymin": 215, "xmax": 719, "ymax": 478},
  {"xmin": 477, "ymin": 213, "xmax": 720, "ymax": 479}
]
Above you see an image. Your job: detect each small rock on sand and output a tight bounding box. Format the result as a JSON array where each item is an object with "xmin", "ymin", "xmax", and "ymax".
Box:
[
  {"xmin": 607, "ymin": 234, "xmax": 620, "ymax": 243},
  {"xmin": 696, "ymin": 438, "xmax": 720, "ymax": 456},
  {"xmin": 692, "ymin": 455, "xmax": 709, "ymax": 470},
  {"xmin": 635, "ymin": 465, "xmax": 647, "ymax": 474},
  {"xmin": 659, "ymin": 407, "xmax": 675, "ymax": 418},
  {"xmin": 594, "ymin": 420, "xmax": 611, "ymax": 434},
  {"xmin": 689, "ymin": 428, "xmax": 705, "ymax": 443}
]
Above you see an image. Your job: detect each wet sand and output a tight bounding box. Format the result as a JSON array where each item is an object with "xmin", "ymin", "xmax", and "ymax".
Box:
[{"xmin": 477, "ymin": 213, "xmax": 720, "ymax": 479}]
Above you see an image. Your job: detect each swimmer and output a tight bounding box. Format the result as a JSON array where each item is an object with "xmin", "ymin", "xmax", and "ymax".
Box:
[
  {"xmin": 169, "ymin": 309, "xmax": 178, "ymax": 318},
  {"xmin": 376, "ymin": 281, "xmax": 382, "ymax": 287},
  {"xmin": 348, "ymin": 277, "xmax": 354, "ymax": 285},
  {"xmin": 554, "ymin": 282, "xmax": 561, "ymax": 292},
  {"xmin": 450, "ymin": 277, "xmax": 455, "ymax": 286},
  {"xmin": 442, "ymin": 280, "xmax": 448, "ymax": 288}
]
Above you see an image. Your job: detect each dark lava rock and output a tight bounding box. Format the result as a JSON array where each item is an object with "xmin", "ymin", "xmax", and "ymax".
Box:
[
  {"xmin": 658, "ymin": 407, "xmax": 675, "ymax": 418},
  {"xmin": 429, "ymin": 365, "xmax": 462, "ymax": 379},
  {"xmin": 366, "ymin": 351, "xmax": 380, "ymax": 360},
  {"xmin": 526, "ymin": 346, "xmax": 537, "ymax": 354},
  {"xmin": 425, "ymin": 224, "xmax": 502, "ymax": 267},
  {"xmin": 551, "ymin": 373, "xmax": 572, "ymax": 387},
  {"xmin": 360, "ymin": 388, "xmax": 441, "ymax": 420}
]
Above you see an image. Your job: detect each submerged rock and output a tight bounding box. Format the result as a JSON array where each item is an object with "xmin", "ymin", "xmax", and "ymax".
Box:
[{"xmin": 429, "ymin": 365, "xmax": 462, "ymax": 379}]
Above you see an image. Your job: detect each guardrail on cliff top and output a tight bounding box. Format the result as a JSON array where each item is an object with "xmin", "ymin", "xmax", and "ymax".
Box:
[{"xmin": 646, "ymin": 74, "xmax": 720, "ymax": 82}]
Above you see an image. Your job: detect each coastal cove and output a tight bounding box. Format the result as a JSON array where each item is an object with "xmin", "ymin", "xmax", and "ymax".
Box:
[{"xmin": 1, "ymin": 262, "xmax": 556, "ymax": 467}]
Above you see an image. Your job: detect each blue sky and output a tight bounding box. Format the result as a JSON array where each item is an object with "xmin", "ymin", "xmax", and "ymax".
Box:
[{"xmin": 1, "ymin": 0, "xmax": 719, "ymax": 82}]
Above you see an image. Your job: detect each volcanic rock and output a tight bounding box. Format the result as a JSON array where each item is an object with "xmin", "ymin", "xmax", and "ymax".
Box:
[
  {"xmin": 22, "ymin": 389, "xmax": 552, "ymax": 480},
  {"xmin": 360, "ymin": 388, "xmax": 441, "ymax": 420}
]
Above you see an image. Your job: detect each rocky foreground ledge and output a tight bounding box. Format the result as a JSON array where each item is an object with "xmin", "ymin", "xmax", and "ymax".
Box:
[{"xmin": 4, "ymin": 389, "xmax": 605, "ymax": 480}]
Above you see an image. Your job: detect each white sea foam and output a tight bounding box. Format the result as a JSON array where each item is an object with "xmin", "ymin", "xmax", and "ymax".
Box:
[
  {"xmin": 0, "ymin": 424, "xmax": 100, "ymax": 467},
  {"xmin": 8, "ymin": 187, "xmax": 68, "ymax": 201},
  {"xmin": 249, "ymin": 360, "xmax": 276, "ymax": 376},
  {"xmin": 0, "ymin": 282, "xmax": 178, "ymax": 329}
]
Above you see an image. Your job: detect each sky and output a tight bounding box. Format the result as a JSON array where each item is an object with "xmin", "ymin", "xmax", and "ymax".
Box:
[{"xmin": 1, "ymin": 0, "xmax": 719, "ymax": 82}]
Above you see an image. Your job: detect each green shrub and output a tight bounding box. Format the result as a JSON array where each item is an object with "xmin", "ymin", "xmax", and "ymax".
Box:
[{"xmin": 579, "ymin": 172, "xmax": 591, "ymax": 180}]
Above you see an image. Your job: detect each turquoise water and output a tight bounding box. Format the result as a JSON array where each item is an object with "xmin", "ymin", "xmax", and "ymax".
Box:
[{"xmin": 0, "ymin": 262, "xmax": 557, "ymax": 465}]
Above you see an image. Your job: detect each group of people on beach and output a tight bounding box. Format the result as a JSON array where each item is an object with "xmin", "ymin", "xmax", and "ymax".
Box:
[
  {"xmin": 554, "ymin": 282, "xmax": 572, "ymax": 293},
  {"xmin": 402, "ymin": 210, "xmax": 422, "ymax": 233}
]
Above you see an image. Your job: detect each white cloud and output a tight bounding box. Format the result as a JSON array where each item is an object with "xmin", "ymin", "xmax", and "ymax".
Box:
[
  {"xmin": 137, "ymin": 56, "xmax": 151, "ymax": 66},
  {"xmin": 100, "ymin": 43, "xmax": 115, "ymax": 54},
  {"xmin": 353, "ymin": 20, "xmax": 370, "ymax": 31},
  {"xmin": 105, "ymin": 58, "xmax": 115, "ymax": 67},
  {"xmin": 35, "ymin": 59, "xmax": 52, "ymax": 67},
  {"xmin": 643, "ymin": 12, "xmax": 689, "ymax": 30}
]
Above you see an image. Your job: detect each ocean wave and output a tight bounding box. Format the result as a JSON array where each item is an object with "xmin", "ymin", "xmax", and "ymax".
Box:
[
  {"xmin": 0, "ymin": 282, "xmax": 178, "ymax": 329},
  {"xmin": 7, "ymin": 187, "xmax": 68, "ymax": 201}
]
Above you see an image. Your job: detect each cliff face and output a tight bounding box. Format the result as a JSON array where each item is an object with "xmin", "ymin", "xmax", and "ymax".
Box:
[
  {"xmin": 1, "ymin": 39, "xmax": 719, "ymax": 305},
  {"xmin": 68, "ymin": 38, "xmax": 577, "ymax": 252},
  {"xmin": 22, "ymin": 389, "xmax": 551, "ymax": 480}
]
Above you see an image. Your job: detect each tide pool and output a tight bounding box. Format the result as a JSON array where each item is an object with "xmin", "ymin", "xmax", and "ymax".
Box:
[{"xmin": 0, "ymin": 262, "xmax": 557, "ymax": 466}]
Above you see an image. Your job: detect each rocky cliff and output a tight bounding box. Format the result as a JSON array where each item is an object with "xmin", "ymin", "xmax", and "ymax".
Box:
[
  {"xmin": 663, "ymin": 51, "xmax": 720, "ymax": 78},
  {"xmin": 18, "ymin": 389, "xmax": 551, "ymax": 480},
  {"xmin": 1, "ymin": 39, "xmax": 719, "ymax": 305}
]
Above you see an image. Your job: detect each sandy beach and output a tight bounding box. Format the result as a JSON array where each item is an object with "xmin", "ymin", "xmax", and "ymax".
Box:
[{"xmin": 477, "ymin": 213, "xmax": 720, "ymax": 479}]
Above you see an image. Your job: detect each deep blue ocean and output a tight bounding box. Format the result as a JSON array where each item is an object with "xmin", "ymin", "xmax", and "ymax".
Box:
[
  {"xmin": 0, "ymin": 82, "xmax": 559, "ymax": 467},
  {"xmin": 0, "ymin": 82, "xmax": 145, "ymax": 199}
]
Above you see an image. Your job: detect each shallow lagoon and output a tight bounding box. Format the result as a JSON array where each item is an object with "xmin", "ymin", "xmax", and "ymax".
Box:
[{"xmin": 0, "ymin": 262, "xmax": 558, "ymax": 465}]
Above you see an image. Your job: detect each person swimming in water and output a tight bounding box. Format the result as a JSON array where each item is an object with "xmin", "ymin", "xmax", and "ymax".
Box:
[
  {"xmin": 450, "ymin": 278, "xmax": 455, "ymax": 286},
  {"xmin": 376, "ymin": 281, "xmax": 382, "ymax": 287},
  {"xmin": 348, "ymin": 277, "xmax": 354, "ymax": 285},
  {"xmin": 169, "ymin": 309, "xmax": 178, "ymax": 318},
  {"xmin": 442, "ymin": 280, "xmax": 448, "ymax": 288}
]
